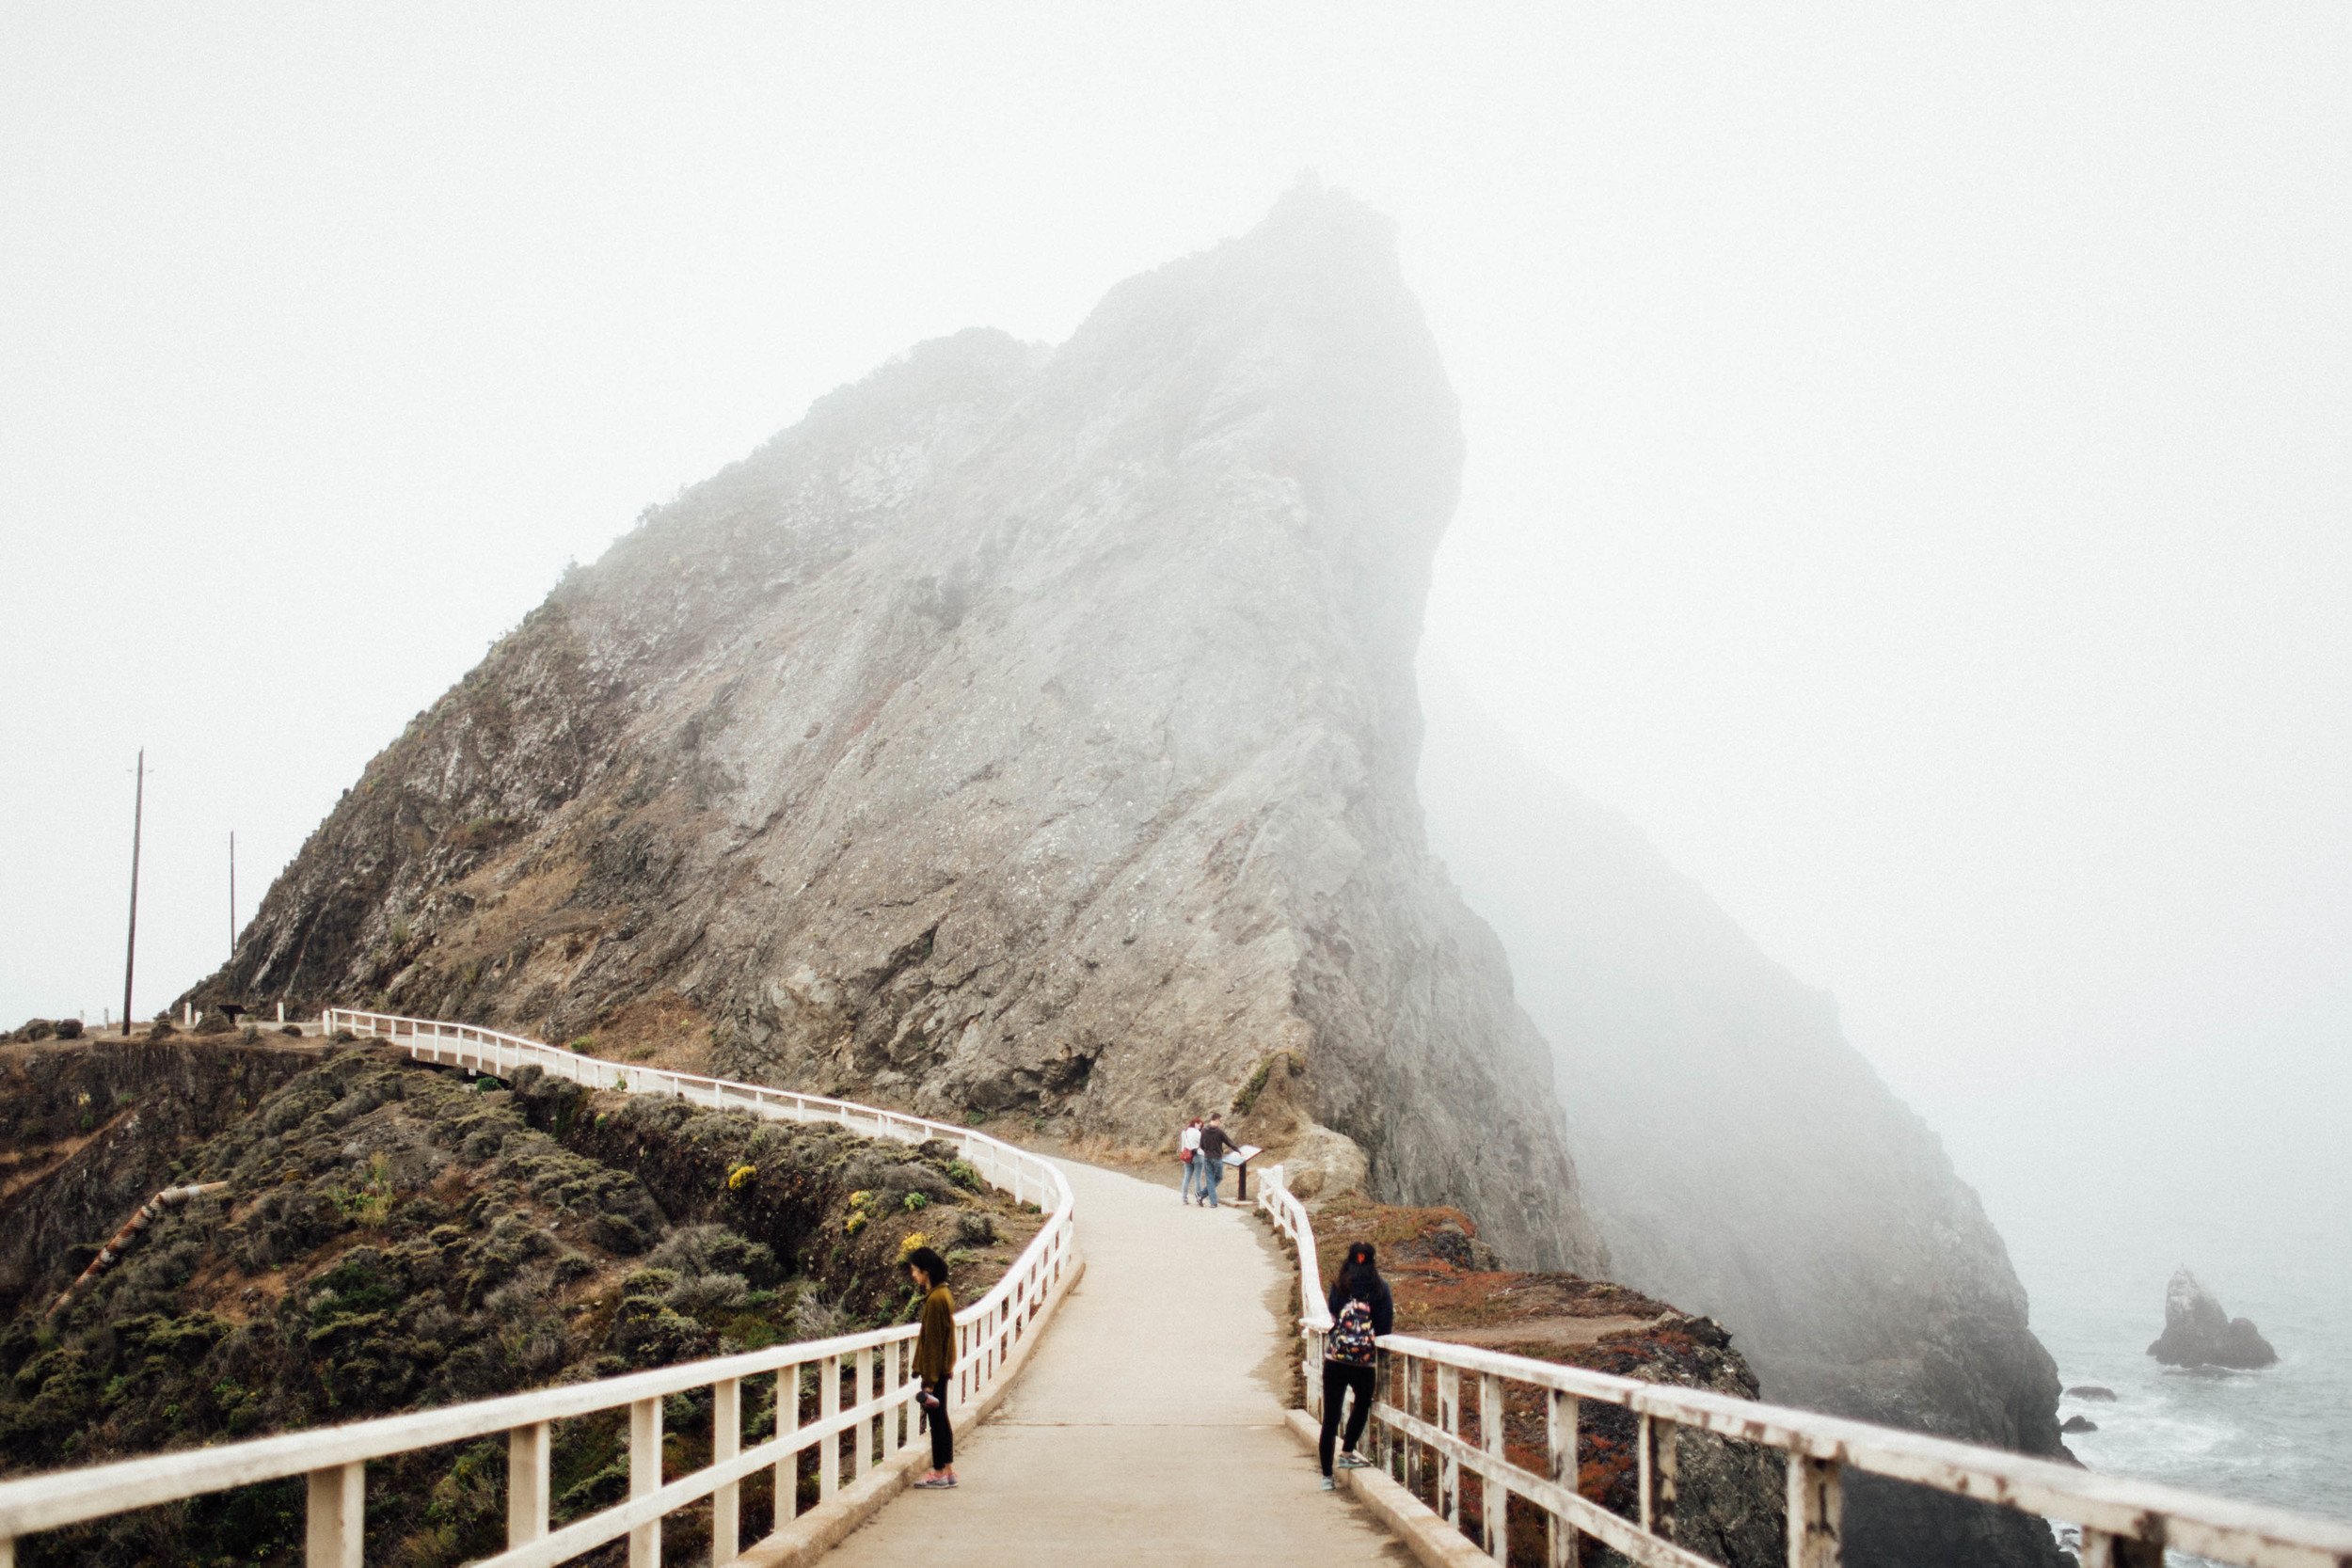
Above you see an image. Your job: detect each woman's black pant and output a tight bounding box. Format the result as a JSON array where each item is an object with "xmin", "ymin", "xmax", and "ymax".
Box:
[
  {"xmin": 921, "ymin": 1377, "xmax": 953, "ymax": 1468},
  {"xmin": 1320, "ymin": 1360, "xmax": 1376, "ymax": 1476}
]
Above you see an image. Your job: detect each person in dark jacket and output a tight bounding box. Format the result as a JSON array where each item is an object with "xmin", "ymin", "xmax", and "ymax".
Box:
[
  {"xmin": 1319, "ymin": 1241, "xmax": 1394, "ymax": 1488},
  {"xmin": 1196, "ymin": 1115, "xmax": 1234, "ymax": 1208},
  {"xmin": 907, "ymin": 1246, "xmax": 958, "ymax": 1488}
]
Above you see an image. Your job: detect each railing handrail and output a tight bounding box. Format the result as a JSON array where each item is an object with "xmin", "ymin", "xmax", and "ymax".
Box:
[
  {"xmin": 0, "ymin": 1009, "xmax": 1081, "ymax": 1561},
  {"xmin": 1256, "ymin": 1166, "xmax": 2352, "ymax": 1568}
]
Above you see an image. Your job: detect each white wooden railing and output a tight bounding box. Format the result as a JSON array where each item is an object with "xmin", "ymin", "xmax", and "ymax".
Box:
[
  {"xmin": 1256, "ymin": 1164, "xmax": 2352, "ymax": 1568},
  {"xmin": 0, "ymin": 1009, "xmax": 1079, "ymax": 1568}
]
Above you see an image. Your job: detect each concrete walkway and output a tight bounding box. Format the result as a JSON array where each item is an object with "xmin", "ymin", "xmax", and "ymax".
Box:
[{"xmin": 824, "ymin": 1160, "xmax": 1409, "ymax": 1565}]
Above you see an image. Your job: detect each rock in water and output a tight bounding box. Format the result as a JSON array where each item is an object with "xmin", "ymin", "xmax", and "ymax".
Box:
[
  {"xmin": 2060, "ymin": 1415, "xmax": 2099, "ymax": 1434},
  {"xmin": 197, "ymin": 183, "xmax": 1607, "ymax": 1273},
  {"xmin": 2148, "ymin": 1267, "xmax": 2278, "ymax": 1369},
  {"xmin": 2065, "ymin": 1385, "xmax": 2117, "ymax": 1401}
]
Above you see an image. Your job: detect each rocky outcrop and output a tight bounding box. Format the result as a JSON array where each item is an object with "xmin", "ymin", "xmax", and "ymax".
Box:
[
  {"xmin": 2148, "ymin": 1267, "xmax": 2277, "ymax": 1369},
  {"xmin": 192, "ymin": 184, "xmax": 1604, "ymax": 1273},
  {"xmin": 1414, "ymin": 666, "xmax": 2069, "ymax": 1568}
]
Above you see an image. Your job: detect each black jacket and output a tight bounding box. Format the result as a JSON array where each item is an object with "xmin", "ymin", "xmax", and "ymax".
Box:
[
  {"xmin": 1199, "ymin": 1124, "xmax": 1233, "ymax": 1159},
  {"xmin": 1327, "ymin": 1274, "xmax": 1394, "ymax": 1337}
]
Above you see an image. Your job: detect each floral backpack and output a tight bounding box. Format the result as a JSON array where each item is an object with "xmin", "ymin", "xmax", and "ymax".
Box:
[{"xmin": 1328, "ymin": 1296, "xmax": 1378, "ymax": 1366}]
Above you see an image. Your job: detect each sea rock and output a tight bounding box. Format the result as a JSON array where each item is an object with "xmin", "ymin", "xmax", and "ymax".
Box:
[
  {"xmin": 188, "ymin": 183, "xmax": 1606, "ymax": 1274},
  {"xmin": 2060, "ymin": 1415, "xmax": 2099, "ymax": 1433},
  {"xmin": 2065, "ymin": 1385, "xmax": 2116, "ymax": 1401},
  {"xmin": 2147, "ymin": 1267, "xmax": 2278, "ymax": 1369}
]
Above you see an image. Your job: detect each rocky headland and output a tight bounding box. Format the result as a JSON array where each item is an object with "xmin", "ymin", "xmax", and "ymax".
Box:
[
  {"xmin": 2148, "ymin": 1266, "xmax": 2277, "ymax": 1370},
  {"xmin": 155, "ymin": 186, "xmax": 2075, "ymax": 1566},
  {"xmin": 1416, "ymin": 667, "xmax": 2071, "ymax": 1568},
  {"xmin": 192, "ymin": 182, "xmax": 1600, "ymax": 1275}
]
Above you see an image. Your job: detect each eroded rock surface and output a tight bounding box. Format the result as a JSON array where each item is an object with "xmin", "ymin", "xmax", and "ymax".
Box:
[{"xmin": 194, "ymin": 185, "xmax": 1603, "ymax": 1273}]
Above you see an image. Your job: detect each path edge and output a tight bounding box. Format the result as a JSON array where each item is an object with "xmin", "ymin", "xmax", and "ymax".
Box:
[
  {"xmin": 734, "ymin": 1248, "xmax": 1088, "ymax": 1566},
  {"xmin": 1282, "ymin": 1405, "xmax": 1493, "ymax": 1568}
]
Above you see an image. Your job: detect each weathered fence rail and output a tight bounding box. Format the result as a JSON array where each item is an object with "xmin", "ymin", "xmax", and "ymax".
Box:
[
  {"xmin": 0, "ymin": 1009, "xmax": 1079, "ymax": 1568},
  {"xmin": 1256, "ymin": 1164, "xmax": 2352, "ymax": 1568}
]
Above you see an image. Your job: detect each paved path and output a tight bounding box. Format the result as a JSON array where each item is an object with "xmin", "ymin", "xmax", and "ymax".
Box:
[{"xmin": 825, "ymin": 1160, "xmax": 1409, "ymax": 1565}]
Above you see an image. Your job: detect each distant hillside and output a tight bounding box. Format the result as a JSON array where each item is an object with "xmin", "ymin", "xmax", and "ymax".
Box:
[{"xmin": 1416, "ymin": 662, "xmax": 2069, "ymax": 1568}]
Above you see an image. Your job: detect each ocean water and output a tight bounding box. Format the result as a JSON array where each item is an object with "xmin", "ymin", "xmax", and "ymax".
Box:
[{"xmin": 1938, "ymin": 1084, "xmax": 2352, "ymax": 1558}]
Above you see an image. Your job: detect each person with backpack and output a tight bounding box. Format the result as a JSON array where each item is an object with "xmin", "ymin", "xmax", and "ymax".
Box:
[
  {"xmin": 1196, "ymin": 1114, "xmax": 1234, "ymax": 1208},
  {"xmin": 1319, "ymin": 1240, "xmax": 1393, "ymax": 1489},
  {"xmin": 907, "ymin": 1245, "xmax": 959, "ymax": 1489},
  {"xmin": 1178, "ymin": 1117, "xmax": 1205, "ymax": 1203}
]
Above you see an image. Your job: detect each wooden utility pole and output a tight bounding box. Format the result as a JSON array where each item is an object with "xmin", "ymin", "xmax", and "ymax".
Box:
[
  {"xmin": 122, "ymin": 749, "xmax": 144, "ymax": 1037},
  {"xmin": 229, "ymin": 831, "xmax": 236, "ymax": 958}
]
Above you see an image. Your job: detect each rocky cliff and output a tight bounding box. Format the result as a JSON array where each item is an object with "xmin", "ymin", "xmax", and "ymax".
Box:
[
  {"xmin": 1415, "ymin": 667, "xmax": 2069, "ymax": 1568},
  {"xmin": 196, "ymin": 184, "xmax": 1604, "ymax": 1274}
]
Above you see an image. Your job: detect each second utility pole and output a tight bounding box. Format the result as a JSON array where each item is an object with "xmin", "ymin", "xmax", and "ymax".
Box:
[{"xmin": 122, "ymin": 749, "xmax": 144, "ymax": 1037}]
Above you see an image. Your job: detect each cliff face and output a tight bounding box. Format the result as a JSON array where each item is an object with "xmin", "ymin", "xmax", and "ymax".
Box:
[
  {"xmin": 1415, "ymin": 667, "xmax": 2068, "ymax": 1568},
  {"xmin": 199, "ymin": 185, "xmax": 1605, "ymax": 1274}
]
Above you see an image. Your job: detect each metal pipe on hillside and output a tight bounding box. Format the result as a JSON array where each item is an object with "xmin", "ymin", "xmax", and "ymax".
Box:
[{"xmin": 45, "ymin": 1182, "xmax": 228, "ymax": 1321}]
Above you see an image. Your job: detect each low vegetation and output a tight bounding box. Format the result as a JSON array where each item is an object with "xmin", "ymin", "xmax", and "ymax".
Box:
[{"xmin": 0, "ymin": 1044, "xmax": 1040, "ymax": 1567}]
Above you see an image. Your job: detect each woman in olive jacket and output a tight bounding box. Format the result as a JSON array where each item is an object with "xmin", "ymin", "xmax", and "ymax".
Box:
[{"xmin": 907, "ymin": 1246, "xmax": 958, "ymax": 1488}]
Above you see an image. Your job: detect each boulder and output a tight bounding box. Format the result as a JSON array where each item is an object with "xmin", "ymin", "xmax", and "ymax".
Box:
[
  {"xmin": 2064, "ymin": 1385, "xmax": 2116, "ymax": 1401},
  {"xmin": 2147, "ymin": 1267, "xmax": 2278, "ymax": 1369},
  {"xmin": 2060, "ymin": 1415, "xmax": 2098, "ymax": 1434}
]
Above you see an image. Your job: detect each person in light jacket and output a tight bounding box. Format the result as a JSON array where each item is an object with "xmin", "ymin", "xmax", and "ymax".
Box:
[
  {"xmin": 908, "ymin": 1246, "xmax": 959, "ymax": 1488},
  {"xmin": 1179, "ymin": 1117, "xmax": 1205, "ymax": 1203}
]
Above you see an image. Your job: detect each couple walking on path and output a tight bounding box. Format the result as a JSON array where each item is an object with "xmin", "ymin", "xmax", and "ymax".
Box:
[{"xmin": 1178, "ymin": 1114, "xmax": 1234, "ymax": 1206}]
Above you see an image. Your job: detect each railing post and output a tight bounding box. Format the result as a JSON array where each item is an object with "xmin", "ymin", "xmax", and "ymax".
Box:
[
  {"xmin": 1638, "ymin": 1412, "xmax": 1653, "ymax": 1531},
  {"xmin": 775, "ymin": 1364, "xmax": 799, "ymax": 1525},
  {"xmin": 1438, "ymin": 1362, "xmax": 1461, "ymax": 1531},
  {"xmin": 1404, "ymin": 1354, "xmax": 1422, "ymax": 1496},
  {"xmin": 2080, "ymin": 1528, "xmax": 2164, "ymax": 1568},
  {"xmin": 1655, "ymin": 1418, "xmax": 1678, "ymax": 1544},
  {"xmin": 711, "ymin": 1377, "xmax": 740, "ymax": 1565},
  {"xmin": 854, "ymin": 1347, "xmax": 875, "ymax": 1481},
  {"xmin": 1482, "ymin": 1372, "xmax": 1506, "ymax": 1560},
  {"xmin": 305, "ymin": 1462, "xmax": 363, "ymax": 1568},
  {"xmin": 507, "ymin": 1420, "xmax": 549, "ymax": 1544},
  {"xmin": 1788, "ymin": 1456, "xmax": 1841, "ymax": 1568},
  {"xmin": 1547, "ymin": 1389, "xmax": 1579, "ymax": 1568},
  {"xmin": 819, "ymin": 1354, "xmax": 841, "ymax": 1502},
  {"xmin": 629, "ymin": 1396, "xmax": 662, "ymax": 1568}
]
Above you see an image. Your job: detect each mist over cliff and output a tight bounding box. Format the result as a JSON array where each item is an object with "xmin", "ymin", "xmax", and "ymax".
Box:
[
  {"xmin": 1417, "ymin": 660, "xmax": 2067, "ymax": 1567},
  {"xmin": 199, "ymin": 185, "xmax": 1604, "ymax": 1274}
]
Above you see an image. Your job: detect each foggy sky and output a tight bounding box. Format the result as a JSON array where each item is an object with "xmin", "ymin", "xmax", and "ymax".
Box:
[{"xmin": 4, "ymin": 7, "xmax": 2346, "ymax": 1240}]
